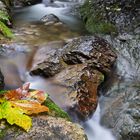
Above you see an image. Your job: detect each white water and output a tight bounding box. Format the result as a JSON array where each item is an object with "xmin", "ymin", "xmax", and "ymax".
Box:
[
  {"xmin": 13, "ymin": 3, "xmax": 84, "ymax": 31},
  {"xmin": 84, "ymin": 104, "xmax": 116, "ymax": 140}
]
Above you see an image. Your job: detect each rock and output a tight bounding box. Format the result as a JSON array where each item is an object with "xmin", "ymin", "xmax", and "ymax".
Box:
[
  {"xmin": 30, "ymin": 42, "xmax": 65, "ymax": 77},
  {"xmin": 30, "ymin": 36, "xmax": 117, "ymax": 118},
  {"xmin": 0, "ymin": 115, "xmax": 87, "ymax": 140},
  {"xmin": 99, "ymin": 34, "xmax": 140, "ymax": 140},
  {"xmin": 80, "ymin": 0, "xmax": 139, "ymax": 33},
  {"xmin": 0, "ymin": 69, "xmax": 4, "ymax": 90},
  {"xmin": 76, "ymin": 67, "xmax": 104, "ymax": 117},
  {"xmin": 100, "ymin": 86, "xmax": 140, "ymax": 140},
  {"xmin": 40, "ymin": 14, "xmax": 63, "ymax": 26},
  {"xmin": 62, "ymin": 36, "xmax": 117, "ymax": 74},
  {"xmin": 51, "ymin": 64, "xmax": 104, "ymax": 119},
  {"xmin": 62, "ymin": 36, "xmax": 94, "ymax": 64}
]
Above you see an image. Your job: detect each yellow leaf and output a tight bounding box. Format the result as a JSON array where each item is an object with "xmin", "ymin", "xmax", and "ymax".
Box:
[{"xmin": 0, "ymin": 101, "xmax": 32, "ymax": 131}]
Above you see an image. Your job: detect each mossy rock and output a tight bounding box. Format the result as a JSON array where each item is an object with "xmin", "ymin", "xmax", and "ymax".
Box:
[
  {"xmin": 80, "ymin": 0, "xmax": 117, "ymax": 34},
  {"xmin": 44, "ymin": 97, "xmax": 71, "ymax": 121}
]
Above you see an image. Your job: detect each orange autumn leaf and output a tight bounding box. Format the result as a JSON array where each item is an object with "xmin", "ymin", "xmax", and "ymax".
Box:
[
  {"xmin": 4, "ymin": 83, "xmax": 30, "ymax": 100},
  {"xmin": 10, "ymin": 100, "xmax": 49, "ymax": 115},
  {"xmin": 4, "ymin": 83, "xmax": 47, "ymax": 103},
  {"xmin": 4, "ymin": 90, "xmax": 25, "ymax": 100}
]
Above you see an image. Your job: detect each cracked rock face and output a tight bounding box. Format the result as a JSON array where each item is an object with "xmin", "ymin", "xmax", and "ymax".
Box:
[{"xmin": 62, "ymin": 36, "xmax": 117, "ymax": 74}]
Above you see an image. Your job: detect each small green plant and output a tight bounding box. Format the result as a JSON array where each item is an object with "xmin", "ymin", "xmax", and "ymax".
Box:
[
  {"xmin": 0, "ymin": 21, "xmax": 13, "ymax": 38},
  {"xmin": 0, "ymin": 11, "xmax": 10, "ymax": 22},
  {"xmin": 44, "ymin": 98, "xmax": 71, "ymax": 121},
  {"xmin": 0, "ymin": 10, "xmax": 13, "ymax": 38}
]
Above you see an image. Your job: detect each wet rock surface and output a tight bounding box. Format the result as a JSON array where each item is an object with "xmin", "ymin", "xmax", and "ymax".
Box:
[
  {"xmin": 76, "ymin": 68, "xmax": 103, "ymax": 117},
  {"xmin": 51, "ymin": 64, "xmax": 104, "ymax": 119},
  {"xmin": 99, "ymin": 34, "xmax": 140, "ymax": 140},
  {"xmin": 40, "ymin": 14, "xmax": 63, "ymax": 26},
  {"xmin": 62, "ymin": 36, "xmax": 117, "ymax": 74},
  {"xmin": 30, "ymin": 42, "xmax": 65, "ymax": 77},
  {"xmin": 100, "ymin": 85, "xmax": 140, "ymax": 140},
  {"xmin": 30, "ymin": 36, "xmax": 117, "ymax": 78},
  {"xmin": 30, "ymin": 36, "xmax": 116, "ymax": 119},
  {"xmin": 0, "ymin": 116, "xmax": 87, "ymax": 140}
]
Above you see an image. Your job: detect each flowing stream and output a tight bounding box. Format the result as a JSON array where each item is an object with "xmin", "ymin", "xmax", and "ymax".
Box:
[{"xmin": 0, "ymin": 1, "xmax": 116, "ymax": 140}]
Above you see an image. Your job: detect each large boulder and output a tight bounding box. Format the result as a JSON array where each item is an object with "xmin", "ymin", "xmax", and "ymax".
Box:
[{"xmin": 30, "ymin": 36, "xmax": 117, "ymax": 118}]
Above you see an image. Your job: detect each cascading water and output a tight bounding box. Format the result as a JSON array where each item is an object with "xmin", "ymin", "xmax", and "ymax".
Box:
[{"xmin": 0, "ymin": 0, "xmax": 116, "ymax": 140}]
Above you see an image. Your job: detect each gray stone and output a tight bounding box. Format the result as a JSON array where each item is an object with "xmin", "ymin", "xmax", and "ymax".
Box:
[
  {"xmin": 30, "ymin": 42, "xmax": 65, "ymax": 77},
  {"xmin": 99, "ymin": 34, "xmax": 140, "ymax": 140},
  {"xmin": 40, "ymin": 14, "xmax": 63, "ymax": 26},
  {"xmin": 0, "ymin": 116, "xmax": 87, "ymax": 140},
  {"xmin": 62, "ymin": 36, "xmax": 117, "ymax": 74}
]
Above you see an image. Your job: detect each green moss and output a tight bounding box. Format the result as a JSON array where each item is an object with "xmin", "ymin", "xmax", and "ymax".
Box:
[
  {"xmin": 44, "ymin": 98, "xmax": 71, "ymax": 121},
  {"xmin": 0, "ymin": 10, "xmax": 10, "ymax": 22},
  {"xmin": 0, "ymin": 3, "xmax": 13, "ymax": 38},
  {"xmin": 0, "ymin": 21, "xmax": 13, "ymax": 38},
  {"xmin": 80, "ymin": 0, "xmax": 117, "ymax": 34},
  {"xmin": 86, "ymin": 18, "xmax": 117, "ymax": 34},
  {"xmin": 0, "ymin": 90, "xmax": 7, "ymax": 95}
]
